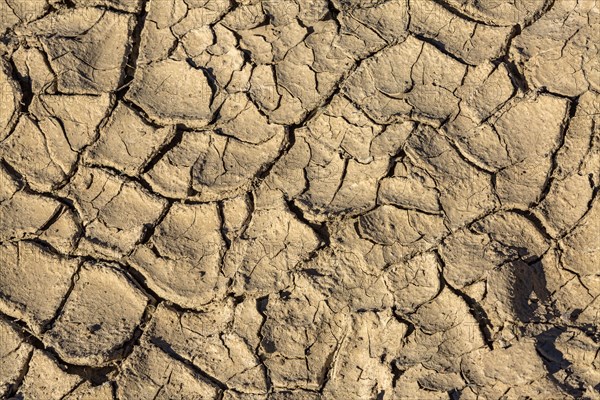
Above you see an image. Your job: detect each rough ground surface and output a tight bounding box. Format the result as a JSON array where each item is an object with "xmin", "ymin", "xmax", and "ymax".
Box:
[{"xmin": 0, "ymin": 0, "xmax": 599, "ymax": 399}]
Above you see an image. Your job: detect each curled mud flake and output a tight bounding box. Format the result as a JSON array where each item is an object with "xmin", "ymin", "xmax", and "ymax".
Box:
[
  {"xmin": 86, "ymin": 102, "xmax": 175, "ymax": 176},
  {"xmin": 45, "ymin": 261, "xmax": 148, "ymax": 366},
  {"xmin": 143, "ymin": 302, "xmax": 267, "ymax": 394},
  {"xmin": 16, "ymin": 350, "xmax": 81, "ymax": 400},
  {"xmin": 461, "ymin": 339, "xmax": 563, "ymax": 399},
  {"xmin": 322, "ymin": 309, "xmax": 407, "ymax": 399},
  {"xmin": 536, "ymin": 91, "xmax": 600, "ymax": 236},
  {"xmin": 0, "ymin": 318, "xmax": 33, "ymax": 397},
  {"xmin": 0, "ymin": 0, "xmax": 49, "ymax": 32},
  {"xmin": 259, "ymin": 276, "xmax": 348, "ymax": 391},
  {"xmin": 442, "ymin": 0, "xmax": 548, "ymax": 26},
  {"xmin": 224, "ymin": 190, "xmax": 321, "ymax": 295},
  {"xmin": 33, "ymin": 93, "xmax": 113, "ymax": 151},
  {"xmin": 0, "ymin": 241, "xmax": 79, "ymax": 333},
  {"xmin": 25, "ymin": 8, "xmax": 135, "ymax": 94},
  {"xmin": 117, "ymin": 342, "xmax": 221, "ymax": 400},
  {"xmin": 0, "ymin": 59, "xmax": 21, "ymax": 141},
  {"xmin": 512, "ymin": 0, "xmax": 600, "ymax": 97},
  {"xmin": 559, "ymin": 196, "xmax": 600, "ymax": 277},
  {"xmin": 0, "ymin": 116, "xmax": 72, "ymax": 192},
  {"xmin": 62, "ymin": 166, "xmax": 167, "ymax": 256},
  {"xmin": 71, "ymin": 0, "xmax": 144, "ymax": 13},
  {"xmin": 343, "ymin": 36, "xmax": 467, "ymax": 126},
  {"xmin": 127, "ymin": 59, "xmax": 214, "ymax": 128},
  {"xmin": 409, "ymin": 0, "xmax": 514, "ymax": 65},
  {"xmin": 62, "ymin": 381, "xmax": 114, "ymax": 400},
  {"xmin": 0, "ymin": 175, "xmax": 65, "ymax": 242},
  {"xmin": 129, "ymin": 202, "xmax": 227, "ymax": 309}
]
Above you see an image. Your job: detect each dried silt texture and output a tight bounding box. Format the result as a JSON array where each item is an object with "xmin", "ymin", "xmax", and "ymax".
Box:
[{"xmin": 0, "ymin": 0, "xmax": 599, "ymax": 399}]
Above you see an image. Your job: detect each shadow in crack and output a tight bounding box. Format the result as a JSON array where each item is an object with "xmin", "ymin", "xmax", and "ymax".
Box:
[
  {"xmin": 509, "ymin": 255, "xmax": 589, "ymax": 397},
  {"xmin": 534, "ymin": 326, "xmax": 586, "ymax": 398}
]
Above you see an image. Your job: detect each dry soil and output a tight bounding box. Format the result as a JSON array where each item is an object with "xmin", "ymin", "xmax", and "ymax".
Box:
[{"xmin": 0, "ymin": 0, "xmax": 599, "ymax": 399}]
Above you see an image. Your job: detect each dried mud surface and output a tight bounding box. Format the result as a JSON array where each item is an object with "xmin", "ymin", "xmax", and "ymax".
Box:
[{"xmin": 0, "ymin": 0, "xmax": 599, "ymax": 399}]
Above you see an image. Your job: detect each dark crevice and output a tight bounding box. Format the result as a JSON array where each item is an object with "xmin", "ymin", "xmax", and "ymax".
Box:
[
  {"xmin": 534, "ymin": 96, "xmax": 579, "ymax": 208},
  {"xmin": 429, "ymin": 0, "xmax": 504, "ymax": 27},
  {"xmin": 436, "ymin": 252, "xmax": 495, "ymax": 349},
  {"xmin": 41, "ymin": 262, "xmax": 82, "ymax": 333},
  {"xmin": 411, "ymin": 33, "xmax": 473, "ymax": 66},
  {"xmin": 115, "ymin": 0, "xmax": 149, "ymax": 101},
  {"xmin": 149, "ymin": 336, "xmax": 228, "ymax": 391},
  {"xmin": 7, "ymin": 57, "xmax": 34, "ymax": 114},
  {"xmin": 2, "ymin": 345, "xmax": 33, "ymax": 399},
  {"xmin": 286, "ymin": 198, "xmax": 331, "ymax": 248}
]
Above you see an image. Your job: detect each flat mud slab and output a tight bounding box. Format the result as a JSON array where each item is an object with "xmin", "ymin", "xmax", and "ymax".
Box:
[{"xmin": 1, "ymin": 1, "xmax": 599, "ymax": 399}]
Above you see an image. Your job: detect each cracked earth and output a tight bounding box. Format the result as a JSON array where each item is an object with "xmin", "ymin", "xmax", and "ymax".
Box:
[{"xmin": 0, "ymin": 0, "xmax": 599, "ymax": 399}]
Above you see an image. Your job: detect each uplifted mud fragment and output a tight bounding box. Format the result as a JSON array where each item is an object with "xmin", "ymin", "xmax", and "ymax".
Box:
[
  {"xmin": 246, "ymin": 19, "xmax": 356, "ymax": 125},
  {"xmin": 462, "ymin": 339, "xmax": 561, "ymax": 399},
  {"xmin": 385, "ymin": 252, "xmax": 441, "ymax": 314},
  {"xmin": 190, "ymin": 130, "xmax": 285, "ymax": 200},
  {"xmin": 259, "ymin": 275, "xmax": 347, "ymax": 391},
  {"xmin": 0, "ymin": 241, "xmax": 79, "ymax": 333},
  {"xmin": 536, "ymin": 91, "xmax": 600, "ymax": 236},
  {"xmin": 0, "ymin": 167, "xmax": 65, "ymax": 242},
  {"xmin": 33, "ymin": 93, "xmax": 112, "ymax": 151},
  {"xmin": 224, "ymin": 190, "xmax": 321, "ymax": 294},
  {"xmin": 358, "ymin": 204, "xmax": 446, "ymax": 248},
  {"xmin": 0, "ymin": 318, "xmax": 33, "ymax": 397},
  {"xmin": 11, "ymin": 46, "xmax": 55, "ymax": 94},
  {"xmin": 63, "ymin": 381, "xmax": 114, "ymax": 400},
  {"xmin": 45, "ymin": 262, "xmax": 147, "ymax": 366},
  {"xmin": 117, "ymin": 342, "xmax": 220, "ymax": 400},
  {"xmin": 378, "ymin": 156, "xmax": 441, "ymax": 214},
  {"xmin": 272, "ymin": 96, "xmax": 406, "ymax": 216},
  {"xmin": 0, "ymin": 59, "xmax": 21, "ymax": 141},
  {"xmin": 491, "ymin": 94, "xmax": 569, "ymax": 207},
  {"xmin": 406, "ymin": 125, "xmax": 496, "ymax": 226},
  {"xmin": 62, "ymin": 166, "xmax": 167, "ymax": 256},
  {"xmin": 322, "ymin": 309, "xmax": 407, "ymax": 399},
  {"xmin": 512, "ymin": 0, "xmax": 600, "ymax": 96},
  {"xmin": 86, "ymin": 102, "xmax": 175, "ymax": 175},
  {"xmin": 127, "ymin": 59, "xmax": 214, "ymax": 127},
  {"xmin": 16, "ymin": 350, "xmax": 81, "ymax": 400},
  {"xmin": 392, "ymin": 288, "xmax": 486, "ymax": 397},
  {"xmin": 439, "ymin": 211, "xmax": 549, "ymax": 289},
  {"xmin": 344, "ymin": 36, "xmax": 467, "ymax": 126},
  {"xmin": 218, "ymin": 93, "xmax": 285, "ymax": 144},
  {"xmin": 443, "ymin": 0, "xmax": 547, "ymax": 26},
  {"xmin": 26, "ymin": 8, "xmax": 134, "ymax": 94},
  {"xmin": 550, "ymin": 328, "xmax": 600, "ymax": 398},
  {"xmin": 0, "ymin": 116, "xmax": 73, "ymax": 191},
  {"xmin": 130, "ymin": 203, "xmax": 227, "ymax": 309},
  {"xmin": 144, "ymin": 302, "xmax": 267, "ymax": 393},
  {"xmin": 560, "ymin": 197, "xmax": 600, "ymax": 277},
  {"xmin": 446, "ymin": 62, "xmax": 515, "ymax": 145},
  {"xmin": 72, "ymin": 0, "xmax": 143, "ymax": 13},
  {"xmin": 409, "ymin": 0, "xmax": 513, "ymax": 64},
  {"xmin": 0, "ymin": 0, "xmax": 49, "ymax": 32},
  {"xmin": 144, "ymin": 129, "xmax": 285, "ymax": 200}
]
